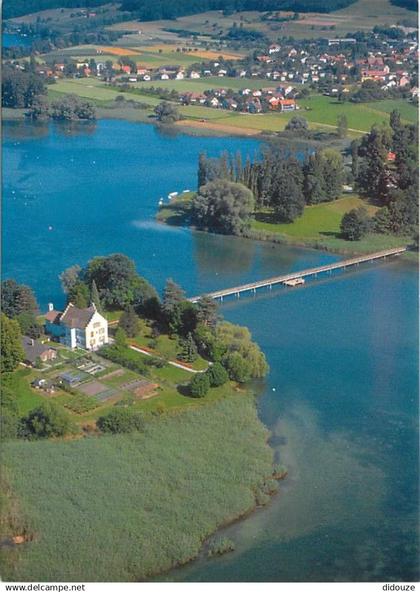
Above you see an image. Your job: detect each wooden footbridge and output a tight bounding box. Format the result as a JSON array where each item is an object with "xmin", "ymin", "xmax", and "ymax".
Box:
[{"xmin": 188, "ymin": 246, "xmax": 407, "ymax": 303}]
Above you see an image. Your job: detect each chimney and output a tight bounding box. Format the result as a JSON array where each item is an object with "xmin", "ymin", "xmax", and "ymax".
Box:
[
  {"xmin": 48, "ymin": 303, "xmax": 54, "ymax": 312},
  {"xmin": 31, "ymin": 339, "xmax": 34, "ymax": 346}
]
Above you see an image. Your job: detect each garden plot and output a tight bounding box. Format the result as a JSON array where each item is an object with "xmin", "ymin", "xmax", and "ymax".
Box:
[{"xmin": 77, "ymin": 380, "xmax": 117, "ymax": 402}]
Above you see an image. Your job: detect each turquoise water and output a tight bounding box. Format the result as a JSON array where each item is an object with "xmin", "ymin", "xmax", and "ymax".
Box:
[
  {"xmin": 2, "ymin": 120, "xmax": 419, "ymax": 582},
  {"xmin": 2, "ymin": 33, "xmax": 33, "ymax": 48}
]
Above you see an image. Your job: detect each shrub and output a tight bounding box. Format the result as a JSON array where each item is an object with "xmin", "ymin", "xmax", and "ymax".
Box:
[
  {"xmin": 97, "ymin": 407, "xmax": 144, "ymax": 434},
  {"xmin": 100, "ymin": 345, "xmax": 149, "ymax": 375},
  {"xmin": 208, "ymin": 536, "xmax": 235, "ymax": 557},
  {"xmin": 20, "ymin": 401, "xmax": 75, "ymax": 439},
  {"xmin": 189, "ymin": 373, "xmax": 210, "ymax": 398},
  {"xmin": 206, "ymin": 362, "xmax": 229, "ymax": 387}
]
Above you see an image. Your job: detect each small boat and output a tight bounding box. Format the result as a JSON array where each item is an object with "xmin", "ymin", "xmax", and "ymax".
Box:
[
  {"xmin": 283, "ymin": 278, "xmax": 305, "ymax": 287},
  {"xmin": 168, "ymin": 191, "xmax": 178, "ymax": 198}
]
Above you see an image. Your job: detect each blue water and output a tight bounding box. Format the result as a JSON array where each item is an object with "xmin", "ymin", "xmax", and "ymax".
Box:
[
  {"xmin": 2, "ymin": 33, "xmax": 33, "ymax": 48},
  {"xmin": 2, "ymin": 119, "xmax": 419, "ymax": 582}
]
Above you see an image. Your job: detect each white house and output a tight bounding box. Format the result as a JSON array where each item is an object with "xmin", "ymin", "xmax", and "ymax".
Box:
[
  {"xmin": 45, "ymin": 302, "xmax": 108, "ymax": 351},
  {"xmin": 189, "ymin": 70, "xmax": 201, "ymax": 79}
]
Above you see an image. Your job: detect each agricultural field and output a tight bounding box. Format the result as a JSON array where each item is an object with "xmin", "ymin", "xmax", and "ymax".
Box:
[
  {"xmin": 1, "ymin": 396, "xmax": 275, "ymax": 581},
  {"xmin": 106, "ymin": 0, "xmax": 417, "ymax": 44},
  {"xmin": 48, "ymin": 78, "xmax": 162, "ymax": 106},
  {"xmin": 205, "ymin": 96, "xmax": 417, "ymax": 134},
  {"xmin": 132, "ymin": 77, "xmax": 269, "ymax": 94},
  {"xmin": 46, "ymin": 72, "xmax": 417, "ymax": 136}
]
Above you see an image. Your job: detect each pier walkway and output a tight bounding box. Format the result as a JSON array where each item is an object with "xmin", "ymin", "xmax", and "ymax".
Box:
[{"xmin": 188, "ymin": 246, "xmax": 407, "ymax": 303}]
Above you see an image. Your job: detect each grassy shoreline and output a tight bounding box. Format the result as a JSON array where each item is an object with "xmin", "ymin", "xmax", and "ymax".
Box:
[{"xmin": 156, "ymin": 194, "xmax": 415, "ymax": 258}]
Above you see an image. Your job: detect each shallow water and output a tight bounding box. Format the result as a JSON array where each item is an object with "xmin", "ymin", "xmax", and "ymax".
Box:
[{"xmin": 2, "ymin": 120, "xmax": 418, "ymax": 582}]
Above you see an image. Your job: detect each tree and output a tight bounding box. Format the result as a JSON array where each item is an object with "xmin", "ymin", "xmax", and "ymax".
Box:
[
  {"xmin": 285, "ymin": 116, "xmax": 308, "ymax": 133},
  {"xmin": 90, "ymin": 280, "xmax": 102, "ymax": 312},
  {"xmin": 16, "ymin": 311, "xmax": 42, "ymax": 339},
  {"xmin": 1, "ymin": 314, "xmax": 24, "ymax": 373},
  {"xmin": 119, "ymin": 306, "xmax": 140, "ymax": 338},
  {"xmin": 356, "ymin": 124, "xmax": 391, "ymax": 199},
  {"xmin": 180, "ymin": 332, "xmax": 198, "ymax": 363},
  {"xmin": 215, "ymin": 321, "xmax": 268, "ymax": 380},
  {"xmin": 189, "ymin": 372, "xmax": 210, "ymax": 398},
  {"xmin": 1, "ymin": 279, "xmax": 39, "ymax": 319},
  {"xmin": 223, "ymin": 351, "xmax": 251, "ymax": 383},
  {"xmin": 51, "ymin": 94, "xmax": 96, "ymax": 121},
  {"xmin": 27, "ymin": 96, "xmax": 50, "ymax": 120},
  {"xmin": 85, "ymin": 253, "xmax": 143, "ymax": 310},
  {"xmin": 163, "ymin": 279, "xmax": 185, "ymax": 315},
  {"xmin": 154, "ymin": 101, "xmax": 181, "ymax": 124},
  {"xmin": 67, "ymin": 282, "xmax": 89, "ymax": 308},
  {"xmin": 192, "ymin": 179, "xmax": 255, "ymax": 235},
  {"xmin": 270, "ymin": 159, "xmax": 305, "ymax": 222},
  {"xmin": 196, "ymin": 296, "xmax": 218, "ymax": 327},
  {"xmin": 59, "ymin": 264, "xmax": 82, "ymax": 294},
  {"xmin": 303, "ymin": 149, "xmax": 345, "ymax": 204},
  {"xmin": 336, "ymin": 114, "xmax": 348, "ymax": 138},
  {"xmin": 21, "ymin": 401, "xmax": 75, "ymax": 439},
  {"xmin": 2, "ymin": 65, "xmax": 46, "ymax": 108},
  {"xmin": 340, "ymin": 207, "xmax": 371, "ymax": 240},
  {"xmin": 197, "ymin": 152, "xmax": 207, "ymax": 189},
  {"xmin": 206, "ymin": 362, "xmax": 228, "ymax": 387}
]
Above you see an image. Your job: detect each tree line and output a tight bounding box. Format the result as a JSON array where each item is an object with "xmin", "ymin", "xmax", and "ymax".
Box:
[
  {"xmin": 350, "ymin": 110, "xmax": 418, "ymax": 238},
  {"xmin": 120, "ymin": 0, "xmax": 357, "ymax": 20},
  {"xmin": 194, "ymin": 143, "xmax": 346, "ymax": 233}
]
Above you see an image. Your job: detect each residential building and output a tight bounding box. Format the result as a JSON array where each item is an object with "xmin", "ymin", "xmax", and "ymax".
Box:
[
  {"xmin": 45, "ymin": 302, "xmax": 108, "ymax": 351},
  {"xmin": 21, "ymin": 336, "xmax": 57, "ymax": 366}
]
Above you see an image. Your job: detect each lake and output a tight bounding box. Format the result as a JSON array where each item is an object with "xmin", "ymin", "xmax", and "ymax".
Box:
[
  {"xmin": 2, "ymin": 119, "xmax": 419, "ymax": 582},
  {"xmin": 2, "ymin": 33, "xmax": 34, "ymax": 48}
]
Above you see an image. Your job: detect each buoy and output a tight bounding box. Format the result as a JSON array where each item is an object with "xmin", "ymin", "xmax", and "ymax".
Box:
[
  {"xmin": 272, "ymin": 387, "xmax": 276, "ymax": 392},
  {"xmin": 48, "ymin": 226, "xmax": 53, "ymax": 231}
]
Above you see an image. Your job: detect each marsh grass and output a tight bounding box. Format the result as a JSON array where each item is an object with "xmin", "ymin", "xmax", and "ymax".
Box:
[{"xmin": 1, "ymin": 396, "xmax": 274, "ymax": 581}]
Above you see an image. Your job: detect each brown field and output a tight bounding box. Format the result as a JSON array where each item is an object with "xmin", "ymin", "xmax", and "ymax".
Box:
[
  {"xmin": 142, "ymin": 44, "xmax": 244, "ymax": 60},
  {"xmin": 175, "ymin": 119, "xmax": 261, "ymax": 136},
  {"xmin": 95, "ymin": 45, "xmax": 140, "ymax": 56}
]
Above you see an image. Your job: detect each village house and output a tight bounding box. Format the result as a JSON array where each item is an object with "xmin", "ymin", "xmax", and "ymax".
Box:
[
  {"xmin": 21, "ymin": 336, "xmax": 57, "ymax": 367},
  {"xmin": 279, "ymin": 99, "xmax": 297, "ymax": 112},
  {"xmin": 45, "ymin": 302, "xmax": 108, "ymax": 351}
]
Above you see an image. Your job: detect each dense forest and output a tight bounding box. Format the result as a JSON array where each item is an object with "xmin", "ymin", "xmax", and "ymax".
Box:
[
  {"xmin": 5, "ymin": 0, "xmax": 358, "ymax": 20},
  {"xmin": 3, "ymin": 0, "xmax": 106, "ymax": 19},
  {"xmin": 390, "ymin": 0, "xmax": 417, "ymax": 10}
]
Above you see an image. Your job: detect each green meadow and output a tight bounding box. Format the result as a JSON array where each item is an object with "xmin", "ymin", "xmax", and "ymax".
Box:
[
  {"xmin": 1, "ymin": 396, "xmax": 275, "ymax": 581},
  {"xmin": 249, "ymin": 196, "xmax": 410, "ymax": 254}
]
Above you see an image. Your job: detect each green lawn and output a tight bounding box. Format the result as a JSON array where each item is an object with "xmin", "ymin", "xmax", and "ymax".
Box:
[
  {"xmin": 1, "ymin": 396, "xmax": 274, "ymax": 581},
  {"xmin": 249, "ymin": 196, "xmax": 410, "ymax": 254},
  {"xmin": 252, "ymin": 196, "xmax": 378, "ymax": 240},
  {"xmin": 2, "ymin": 369, "xmax": 45, "ymax": 415}
]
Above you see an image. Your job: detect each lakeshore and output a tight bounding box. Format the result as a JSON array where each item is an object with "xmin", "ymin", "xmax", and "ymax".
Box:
[{"xmin": 156, "ymin": 192, "xmax": 414, "ymax": 258}]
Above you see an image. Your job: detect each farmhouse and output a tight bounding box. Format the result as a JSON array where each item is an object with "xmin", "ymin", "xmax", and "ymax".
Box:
[
  {"xmin": 21, "ymin": 336, "xmax": 57, "ymax": 367},
  {"xmin": 45, "ymin": 302, "xmax": 108, "ymax": 351}
]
